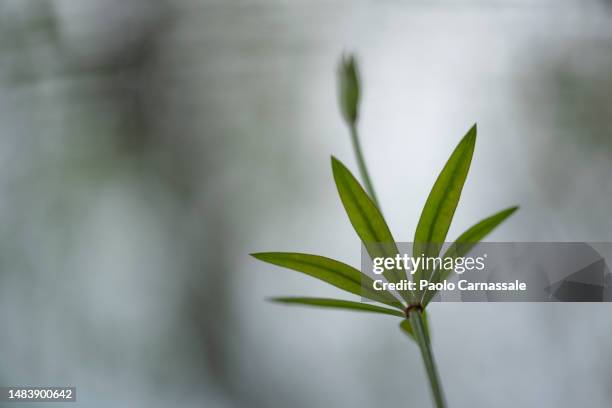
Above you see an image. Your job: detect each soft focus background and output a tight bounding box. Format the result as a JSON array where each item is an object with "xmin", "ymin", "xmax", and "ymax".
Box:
[{"xmin": 1, "ymin": 0, "xmax": 612, "ymax": 407}]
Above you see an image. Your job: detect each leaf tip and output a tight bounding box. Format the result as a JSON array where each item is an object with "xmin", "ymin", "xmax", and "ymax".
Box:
[
  {"xmin": 250, "ymin": 252, "xmax": 268, "ymax": 261},
  {"xmin": 330, "ymin": 155, "xmax": 346, "ymax": 177},
  {"xmin": 500, "ymin": 206, "xmax": 519, "ymax": 218},
  {"xmin": 330, "ymin": 155, "xmax": 342, "ymax": 167},
  {"xmin": 466, "ymin": 123, "xmax": 478, "ymax": 143},
  {"xmin": 505, "ymin": 206, "xmax": 520, "ymax": 218}
]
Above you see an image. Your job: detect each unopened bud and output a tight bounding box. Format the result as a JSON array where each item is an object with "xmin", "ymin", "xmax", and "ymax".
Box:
[{"xmin": 337, "ymin": 54, "xmax": 361, "ymax": 126}]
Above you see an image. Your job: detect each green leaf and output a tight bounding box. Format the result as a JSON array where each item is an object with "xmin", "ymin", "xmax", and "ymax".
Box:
[
  {"xmin": 447, "ymin": 206, "xmax": 519, "ymax": 258},
  {"xmin": 400, "ymin": 319, "xmax": 415, "ymax": 339},
  {"xmin": 413, "ymin": 125, "xmax": 477, "ymax": 290},
  {"xmin": 331, "ymin": 157, "xmax": 410, "ymax": 302},
  {"xmin": 270, "ymin": 297, "xmax": 405, "ymax": 317},
  {"xmin": 399, "ymin": 310, "xmax": 430, "ymax": 342},
  {"xmin": 414, "ymin": 124, "xmax": 477, "ymax": 254},
  {"xmin": 332, "ymin": 156, "xmax": 396, "ymax": 251},
  {"xmin": 421, "ymin": 206, "xmax": 519, "ymax": 305},
  {"xmin": 251, "ymin": 252, "xmax": 403, "ymax": 309}
]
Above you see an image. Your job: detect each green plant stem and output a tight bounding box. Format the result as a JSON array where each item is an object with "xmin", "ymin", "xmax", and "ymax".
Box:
[
  {"xmin": 349, "ymin": 124, "xmax": 380, "ymax": 208},
  {"xmin": 409, "ymin": 310, "xmax": 446, "ymax": 408},
  {"xmin": 347, "ymin": 121, "xmax": 446, "ymax": 408}
]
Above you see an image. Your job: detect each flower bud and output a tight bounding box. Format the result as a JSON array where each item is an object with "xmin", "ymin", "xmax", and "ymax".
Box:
[{"xmin": 337, "ymin": 54, "xmax": 361, "ymax": 126}]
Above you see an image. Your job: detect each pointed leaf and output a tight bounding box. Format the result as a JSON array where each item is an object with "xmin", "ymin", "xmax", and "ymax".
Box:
[
  {"xmin": 414, "ymin": 124, "xmax": 477, "ymax": 255},
  {"xmin": 400, "ymin": 319, "xmax": 415, "ymax": 339},
  {"xmin": 331, "ymin": 157, "xmax": 410, "ymax": 302},
  {"xmin": 399, "ymin": 310, "xmax": 430, "ymax": 342},
  {"xmin": 270, "ymin": 297, "xmax": 404, "ymax": 317},
  {"xmin": 252, "ymin": 252, "xmax": 403, "ymax": 309},
  {"xmin": 331, "ymin": 157, "xmax": 396, "ymax": 255},
  {"xmin": 421, "ymin": 206, "xmax": 519, "ymax": 305},
  {"xmin": 413, "ymin": 125, "xmax": 477, "ymax": 290},
  {"xmin": 447, "ymin": 206, "xmax": 519, "ymax": 258}
]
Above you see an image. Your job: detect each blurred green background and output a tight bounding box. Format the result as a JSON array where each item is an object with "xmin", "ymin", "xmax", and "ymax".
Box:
[{"xmin": 1, "ymin": 0, "xmax": 612, "ymax": 407}]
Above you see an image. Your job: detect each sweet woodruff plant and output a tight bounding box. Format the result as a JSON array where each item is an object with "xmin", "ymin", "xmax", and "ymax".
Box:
[{"xmin": 251, "ymin": 54, "xmax": 518, "ymax": 408}]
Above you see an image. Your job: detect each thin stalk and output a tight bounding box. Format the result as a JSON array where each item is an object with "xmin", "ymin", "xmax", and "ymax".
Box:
[
  {"xmin": 347, "ymin": 121, "xmax": 446, "ymax": 408},
  {"xmin": 349, "ymin": 124, "xmax": 380, "ymax": 208},
  {"xmin": 409, "ymin": 310, "xmax": 446, "ymax": 408}
]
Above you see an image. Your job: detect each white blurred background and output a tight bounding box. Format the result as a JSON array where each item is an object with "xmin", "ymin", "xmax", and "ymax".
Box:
[{"xmin": 1, "ymin": 0, "xmax": 612, "ymax": 406}]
